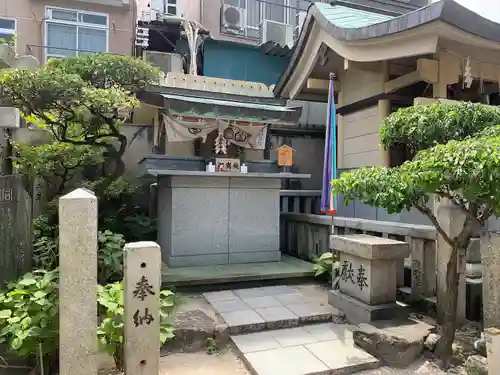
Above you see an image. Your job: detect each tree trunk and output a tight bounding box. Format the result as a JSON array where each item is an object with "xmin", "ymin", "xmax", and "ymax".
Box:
[
  {"xmin": 106, "ymin": 134, "xmax": 127, "ymax": 183},
  {"xmin": 110, "ymin": 158, "xmax": 125, "ymax": 181},
  {"xmin": 113, "ymin": 347, "xmax": 124, "ymax": 372},
  {"xmin": 435, "ymin": 247, "xmax": 462, "ymax": 369}
]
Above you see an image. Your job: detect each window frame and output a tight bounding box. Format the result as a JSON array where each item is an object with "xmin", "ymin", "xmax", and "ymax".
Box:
[
  {"xmin": 0, "ymin": 17, "xmax": 16, "ymax": 46},
  {"xmin": 44, "ymin": 6, "xmax": 109, "ymax": 61},
  {"xmin": 243, "ymin": 0, "xmax": 291, "ymax": 39},
  {"xmin": 165, "ymin": 0, "xmax": 180, "ymax": 16}
]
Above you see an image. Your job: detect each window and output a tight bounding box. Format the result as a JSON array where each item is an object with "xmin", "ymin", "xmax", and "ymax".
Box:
[
  {"xmin": 0, "ymin": 18, "xmax": 16, "ymax": 43},
  {"xmin": 222, "ymin": 0, "xmax": 289, "ymax": 38},
  {"xmin": 223, "ymin": 0, "xmax": 311, "ymax": 39},
  {"xmin": 150, "ymin": 0, "xmax": 180, "ymax": 16},
  {"xmin": 263, "ymin": 0, "xmax": 287, "ymax": 23},
  {"xmin": 45, "ymin": 7, "xmax": 108, "ymax": 60},
  {"xmin": 166, "ymin": 0, "xmax": 179, "ymax": 15}
]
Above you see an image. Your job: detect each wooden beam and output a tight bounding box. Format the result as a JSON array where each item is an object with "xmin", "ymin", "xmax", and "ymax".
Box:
[
  {"xmin": 418, "ymin": 58, "xmax": 439, "ymax": 84},
  {"xmin": 385, "ymin": 70, "xmax": 422, "ymax": 93},
  {"xmin": 337, "ymin": 93, "xmax": 413, "ymax": 116},
  {"xmin": 306, "ymin": 78, "xmax": 341, "ymax": 92},
  {"xmin": 385, "ymin": 59, "xmax": 438, "ymax": 93},
  {"xmin": 344, "ymin": 59, "xmax": 382, "ymax": 72}
]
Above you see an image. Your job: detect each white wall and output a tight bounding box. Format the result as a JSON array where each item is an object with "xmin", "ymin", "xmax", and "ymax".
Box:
[{"xmin": 342, "ymin": 106, "xmax": 382, "ymax": 168}]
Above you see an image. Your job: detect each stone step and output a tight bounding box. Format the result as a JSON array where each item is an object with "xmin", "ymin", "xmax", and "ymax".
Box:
[
  {"xmin": 162, "ymin": 255, "xmax": 315, "ymax": 289},
  {"xmin": 203, "ymin": 285, "xmax": 346, "ymax": 335},
  {"xmin": 230, "ymin": 324, "xmax": 380, "ymax": 375}
]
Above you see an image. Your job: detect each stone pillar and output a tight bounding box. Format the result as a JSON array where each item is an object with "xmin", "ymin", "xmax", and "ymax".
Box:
[
  {"xmin": 328, "ymin": 234, "xmax": 410, "ymax": 323},
  {"xmin": 388, "ymin": 234, "xmax": 405, "ymax": 288},
  {"xmin": 59, "ymin": 188, "xmax": 98, "ymax": 375},
  {"xmin": 409, "ymin": 237, "xmax": 436, "ymax": 298},
  {"xmin": 124, "ymin": 241, "xmax": 161, "ymax": 375},
  {"xmin": 149, "ymin": 183, "xmax": 157, "ymax": 218},
  {"xmin": 485, "ymin": 327, "xmax": 500, "ymax": 374},
  {"xmin": 480, "ymin": 231, "xmax": 500, "ymax": 329},
  {"xmin": 435, "ymin": 198, "xmax": 466, "ymax": 323},
  {"xmin": 378, "ymin": 60, "xmax": 390, "ymax": 167}
]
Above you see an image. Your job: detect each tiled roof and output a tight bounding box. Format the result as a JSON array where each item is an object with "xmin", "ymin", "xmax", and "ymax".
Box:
[{"xmin": 316, "ymin": 3, "xmax": 394, "ymax": 29}]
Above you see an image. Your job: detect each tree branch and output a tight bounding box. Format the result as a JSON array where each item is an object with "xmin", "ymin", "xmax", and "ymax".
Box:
[
  {"xmin": 436, "ymin": 189, "xmax": 481, "ymax": 225},
  {"xmin": 414, "ymin": 202, "xmax": 455, "ymax": 248},
  {"xmin": 479, "ymin": 204, "xmax": 493, "ymax": 225}
]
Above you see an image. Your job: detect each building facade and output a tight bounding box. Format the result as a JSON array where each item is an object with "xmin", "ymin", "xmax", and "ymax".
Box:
[{"xmin": 0, "ymin": 0, "xmax": 136, "ymax": 63}]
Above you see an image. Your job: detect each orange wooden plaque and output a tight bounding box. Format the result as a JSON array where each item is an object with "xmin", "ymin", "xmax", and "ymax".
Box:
[{"xmin": 277, "ymin": 145, "xmax": 294, "ymax": 167}]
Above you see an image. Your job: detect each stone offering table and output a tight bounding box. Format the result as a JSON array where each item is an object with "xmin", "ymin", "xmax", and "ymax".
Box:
[
  {"xmin": 154, "ymin": 170, "xmax": 310, "ymax": 267},
  {"xmin": 328, "ymin": 234, "xmax": 410, "ymax": 323}
]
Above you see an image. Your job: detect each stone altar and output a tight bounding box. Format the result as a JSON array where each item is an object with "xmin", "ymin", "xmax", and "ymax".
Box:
[
  {"xmin": 328, "ymin": 234, "xmax": 410, "ymax": 323},
  {"xmin": 155, "ymin": 170, "xmax": 309, "ymax": 267}
]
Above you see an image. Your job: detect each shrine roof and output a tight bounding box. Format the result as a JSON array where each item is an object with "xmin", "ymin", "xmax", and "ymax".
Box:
[
  {"xmin": 274, "ymin": 0, "xmax": 500, "ymax": 97},
  {"xmin": 305, "ymin": 0, "xmax": 500, "ymax": 42},
  {"xmin": 138, "ymin": 86, "xmax": 302, "ymax": 125}
]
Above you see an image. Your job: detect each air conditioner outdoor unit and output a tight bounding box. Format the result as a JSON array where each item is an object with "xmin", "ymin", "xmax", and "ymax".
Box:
[
  {"xmin": 294, "ymin": 11, "xmax": 307, "ymax": 41},
  {"xmin": 143, "ymin": 51, "xmax": 183, "ymax": 75},
  {"xmin": 140, "ymin": 9, "xmax": 158, "ymax": 22},
  {"xmin": 221, "ymin": 4, "xmax": 246, "ymax": 32},
  {"xmin": 260, "ymin": 20, "xmax": 294, "ymax": 48}
]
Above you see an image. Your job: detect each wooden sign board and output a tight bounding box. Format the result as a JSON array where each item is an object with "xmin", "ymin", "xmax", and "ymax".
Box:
[
  {"xmin": 215, "ymin": 157, "xmax": 240, "ymax": 172},
  {"xmin": 277, "ymin": 145, "xmax": 295, "ymax": 167}
]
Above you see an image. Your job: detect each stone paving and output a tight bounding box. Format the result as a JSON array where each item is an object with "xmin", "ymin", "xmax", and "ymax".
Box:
[
  {"xmin": 203, "ymin": 285, "xmax": 344, "ymax": 334},
  {"xmin": 232, "ymin": 324, "xmax": 380, "ymax": 375},
  {"xmin": 202, "ymin": 285, "xmax": 381, "ymax": 375}
]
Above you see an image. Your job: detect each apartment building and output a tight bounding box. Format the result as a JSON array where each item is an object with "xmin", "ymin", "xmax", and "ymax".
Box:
[
  {"xmin": 184, "ymin": 0, "xmax": 430, "ymax": 47},
  {"xmin": 0, "ymin": 0, "xmax": 136, "ymax": 63}
]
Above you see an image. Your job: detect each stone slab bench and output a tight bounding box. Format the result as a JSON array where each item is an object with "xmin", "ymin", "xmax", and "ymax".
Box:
[{"xmin": 328, "ymin": 234, "xmax": 410, "ymax": 324}]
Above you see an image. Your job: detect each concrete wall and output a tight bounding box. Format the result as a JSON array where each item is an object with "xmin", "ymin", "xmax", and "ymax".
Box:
[
  {"xmin": 0, "ymin": 0, "xmax": 135, "ymax": 62},
  {"xmin": 121, "ymin": 124, "xmax": 153, "ymax": 176}
]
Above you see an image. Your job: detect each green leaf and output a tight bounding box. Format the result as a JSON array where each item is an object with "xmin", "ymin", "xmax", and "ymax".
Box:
[
  {"xmin": 17, "ymin": 278, "xmax": 36, "ymax": 286},
  {"xmin": 11, "ymin": 336, "xmax": 22, "ymax": 349},
  {"xmin": 34, "ymin": 291, "xmax": 48, "ymax": 299},
  {"xmin": 0, "ymin": 310, "xmax": 11, "ymax": 319}
]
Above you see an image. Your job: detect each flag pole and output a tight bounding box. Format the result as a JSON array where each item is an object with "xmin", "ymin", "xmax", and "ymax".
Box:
[
  {"xmin": 319, "ymin": 72, "xmax": 337, "ymax": 220},
  {"xmin": 330, "ymin": 72, "xmax": 337, "ymax": 215},
  {"xmin": 329, "ymin": 73, "xmax": 337, "ymax": 240}
]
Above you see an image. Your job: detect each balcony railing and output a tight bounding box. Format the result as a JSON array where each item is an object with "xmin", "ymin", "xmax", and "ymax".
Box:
[
  {"xmin": 220, "ymin": 0, "xmax": 317, "ymax": 44},
  {"xmin": 31, "ymin": 0, "xmax": 129, "ymax": 7},
  {"xmin": 25, "ymin": 45, "xmax": 124, "ymax": 65}
]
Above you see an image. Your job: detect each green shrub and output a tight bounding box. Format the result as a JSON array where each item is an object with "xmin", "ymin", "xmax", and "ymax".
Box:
[
  {"xmin": 33, "ymin": 224, "xmax": 126, "ymax": 286},
  {"xmin": 98, "ymin": 230, "xmax": 126, "ymax": 284},
  {"xmin": 97, "ymin": 282, "xmax": 175, "ymax": 371},
  {"xmin": 0, "ymin": 271, "xmax": 175, "ymax": 373},
  {"xmin": 313, "ymin": 252, "xmax": 340, "ymax": 288},
  {"xmin": 0, "ymin": 270, "xmax": 59, "ymax": 372}
]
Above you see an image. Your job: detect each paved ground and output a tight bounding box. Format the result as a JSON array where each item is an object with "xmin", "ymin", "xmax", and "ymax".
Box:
[
  {"xmin": 232, "ymin": 324, "xmax": 379, "ymax": 375},
  {"xmin": 157, "ymin": 351, "xmax": 450, "ymax": 375},
  {"xmin": 203, "ymin": 284, "xmax": 381, "ymax": 374},
  {"xmin": 159, "ymin": 350, "xmax": 249, "ymax": 375},
  {"xmin": 202, "ymin": 284, "xmax": 345, "ymax": 334},
  {"xmin": 99, "ymin": 283, "xmax": 453, "ymax": 375}
]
